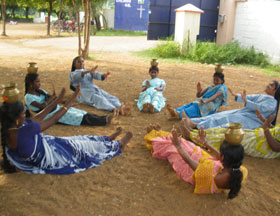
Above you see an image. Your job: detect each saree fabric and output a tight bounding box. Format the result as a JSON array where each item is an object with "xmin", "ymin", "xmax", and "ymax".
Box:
[
  {"xmin": 189, "ymin": 125, "xmax": 280, "ymax": 159},
  {"xmin": 145, "ymin": 130, "xmax": 247, "ymax": 194},
  {"xmin": 6, "ymin": 120, "xmax": 122, "ymax": 174},
  {"xmin": 69, "ymin": 69, "xmax": 121, "ymax": 111},
  {"xmin": 175, "ymin": 84, "xmax": 227, "ymax": 119},
  {"xmin": 191, "ymin": 94, "xmax": 277, "ymax": 129}
]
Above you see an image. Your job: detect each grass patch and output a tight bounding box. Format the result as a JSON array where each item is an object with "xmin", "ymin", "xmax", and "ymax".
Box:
[{"xmin": 137, "ymin": 40, "xmax": 280, "ymax": 75}]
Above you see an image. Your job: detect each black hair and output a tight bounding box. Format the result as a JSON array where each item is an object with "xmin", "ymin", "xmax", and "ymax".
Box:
[
  {"xmin": 213, "ymin": 72, "xmax": 225, "ymax": 84},
  {"xmin": 24, "ymin": 73, "xmax": 50, "ymax": 117},
  {"xmin": 149, "ymin": 65, "xmax": 159, "ymax": 73},
  {"xmin": 0, "ymin": 101, "xmax": 24, "ymax": 173},
  {"xmin": 71, "ymin": 56, "xmax": 81, "ymax": 72},
  {"xmin": 220, "ymin": 141, "xmax": 244, "ymax": 199},
  {"xmin": 272, "ymin": 80, "xmax": 280, "ymax": 126}
]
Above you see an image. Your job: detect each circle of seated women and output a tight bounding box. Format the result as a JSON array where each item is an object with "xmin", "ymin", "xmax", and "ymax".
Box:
[{"xmin": 0, "ymin": 84, "xmax": 133, "ymax": 174}]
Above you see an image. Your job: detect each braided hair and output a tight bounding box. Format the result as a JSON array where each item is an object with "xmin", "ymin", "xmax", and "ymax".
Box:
[
  {"xmin": 220, "ymin": 141, "xmax": 244, "ymax": 199},
  {"xmin": 24, "ymin": 73, "xmax": 50, "ymax": 117},
  {"xmin": 0, "ymin": 101, "xmax": 24, "ymax": 173}
]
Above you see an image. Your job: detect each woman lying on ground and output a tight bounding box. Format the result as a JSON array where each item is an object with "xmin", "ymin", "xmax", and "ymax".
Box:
[
  {"xmin": 25, "ymin": 72, "xmax": 114, "ymax": 126},
  {"xmin": 0, "ymin": 84, "xmax": 133, "ymax": 174},
  {"xmin": 144, "ymin": 125, "xmax": 247, "ymax": 199},
  {"xmin": 69, "ymin": 56, "xmax": 131, "ymax": 115},
  {"xmin": 167, "ymin": 71, "xmax": 227, "ymax": 120},
  {"xmin": 181, "ymin": 80, "xmax": 280, "ymax": 130},
  {"xmin": 180, "ymin": 112, "xmax": 280, "ymax": 159}
]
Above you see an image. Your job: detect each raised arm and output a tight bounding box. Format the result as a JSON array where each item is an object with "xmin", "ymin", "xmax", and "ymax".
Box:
[
  {"xmin": 194, "ymin": 127, "xmax": 221, "ymax": 160},
  {"xmin": 171, "ymin": 128, "xmax": 199, "ymax": 171},
  {"xmin": 262, "ymin": 114, "xmax": 280, "ymax": 152},
  {"xmin": 31, "ymin": 88, "xmax": 66, "ymax": 122},
  {"xmin": 38, "ymin": 86, "xmax": 81, "ymax": 132},
  {"xmin": 196, "ymin": 82, "xmax": 208, "ymax": 98},
  {"xmin": 201, "ymin": 91, "xmax": 222, "ymax": 104}
]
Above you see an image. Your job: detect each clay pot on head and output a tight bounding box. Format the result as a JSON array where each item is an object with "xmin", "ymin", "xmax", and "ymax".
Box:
[
  {"xmin": 1, "ymin": 82, "xmax": 20, "ymax": 104},
  {"xmin": 215, "ymin": 63, "xmax": 224, "ymax": 73},
  {"xmin": 27, "ymin": 62, "xmax": 38, "ymax": 74},
  {"xmin": 150, "ymin": 59, "xmax": 159, "ymax": 67},
  {"xmin": 225, "ymin": 123, "xmax": 244, "ymax": 145}
]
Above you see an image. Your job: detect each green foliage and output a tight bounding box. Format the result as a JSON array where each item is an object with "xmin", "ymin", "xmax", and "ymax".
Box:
[{"xmin": 138, "ymin": 40, "xmax": 279, "ymax": 74}]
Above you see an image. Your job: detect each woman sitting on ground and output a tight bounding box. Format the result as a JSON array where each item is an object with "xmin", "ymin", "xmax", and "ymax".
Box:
[
  {"xmin": 181, "ymin": 111, "xmax": 280, "ymax": 159},
  {"xmin": 137, "ymin": 65, "xmax": 166, "ymax": 113},
  {"xmin": 182, "ymin": 80, "xmax": 280, "ymax": 130},
  {"xmin": 0, "ymin": 84, "xmax": 133, "ymax": 174},
  {"xmin": 167, "ymin": 71, "xmax": 227, "ymax": 120},
  {"xmin": 69, "ymin": 56, "xmax": 130, "ymax": 115},
  {"xmin": 144, "ymin": 125, "xmax": 247, "ymax": 199},
  {"xmin": 25, "ymin": 72, "xmax": 115, "ymax": 126}
]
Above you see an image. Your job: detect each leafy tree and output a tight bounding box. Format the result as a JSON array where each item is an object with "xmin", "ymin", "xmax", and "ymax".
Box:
[{"xmin": 1, "ymin": 0, "xmax": 7, "ymax": 36}]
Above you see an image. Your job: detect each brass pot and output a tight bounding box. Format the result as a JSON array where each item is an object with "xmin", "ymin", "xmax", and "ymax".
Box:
[
  {"xmin": 215, "ymin": 63, "xmax": 224, "ymax": 73},
  {"xmin": 225, "ymin": 123, "xmax": 244, "ymax": 145},
  {"xmin": 150, "ymin": 59, "xmax": 159, "ymax": 67},
  {"xmin": 27, "ymin": 62, "xmax": 38, "ymax": 74},
  {"xmin": 1, "ymin": 82, "xmax": 20, "ymax": 104}
]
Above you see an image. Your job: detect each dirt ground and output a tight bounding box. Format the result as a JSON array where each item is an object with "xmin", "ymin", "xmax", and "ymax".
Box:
[{"xmin": 0, "ymin": 23, "xmax": 279, "ymax": 216}]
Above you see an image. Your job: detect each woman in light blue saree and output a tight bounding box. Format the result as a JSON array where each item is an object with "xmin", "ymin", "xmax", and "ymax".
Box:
[
  {"xmin": 137, "ymin": 66, "xmax": 166, "ymax": 113},
  {"xmin": 167, "ymin": 71, "xmax": 227, "ymax": 120}
]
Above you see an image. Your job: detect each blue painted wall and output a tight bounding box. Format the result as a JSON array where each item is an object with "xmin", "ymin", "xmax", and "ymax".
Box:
[
  {"xmin": 148, "ymin": 0, "xmax": 219, "ymax": 41},
  {"xmin": 114, "ymin": 0, "xmax": 150, "ymax": 31}
]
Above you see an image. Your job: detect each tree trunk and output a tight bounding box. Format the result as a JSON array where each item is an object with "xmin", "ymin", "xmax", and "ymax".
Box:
[
  {"xmin": 57, "ymin": 0, "xmax": 64, "ymax": 36},
  {"xmin": 47, "ymin": 0, "xmax": 53, "ymax": 36},
  {"xmin": 25, "ymin": 7, "xmax": 29, "ymax": 19},
  {"xmin": 95, "ymin": 16, "xmax": 101, "ymax": 30},
  {"xmin": 1, "ymin": 0, "xmax": 7, "ymax": 36},
  {"xmin": 72, "ymin": 0, "xmax": 82, "ymax": 55},
  {"xmin": 11, "ymin": 6, "xmax": 16, "ymax": 19},
  {"xmin": 82, "ymin": 0, "xmax": 91, "ymax": 59}
]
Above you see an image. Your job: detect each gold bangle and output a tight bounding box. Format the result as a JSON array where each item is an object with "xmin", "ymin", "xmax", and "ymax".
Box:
[{"xmin": 61, "ymin": 105, "xmax": 68, "ymax": 111}]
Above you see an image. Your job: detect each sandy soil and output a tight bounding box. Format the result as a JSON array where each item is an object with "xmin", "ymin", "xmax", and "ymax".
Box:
[{"xmin": 0, "ymin": 23, "xmax": 279, "ymax": 216}]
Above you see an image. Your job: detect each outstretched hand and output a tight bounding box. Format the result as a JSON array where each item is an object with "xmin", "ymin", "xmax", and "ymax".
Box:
[
  {"xmin": 197, "ymin": 82, "xmax": 202, "ymax": 94},
  {"xmin": 228, "ymin": 88, "xmax": 237, "ymax": 97},
  {"xmin": 90, "ymin": 65, "xmax": 98, "ymax": 75},
  {"xmin": 262, "ymin": 114, "xmax": 275, "ymax": 130},
  {"xmin": 256, "ymin": 109, "xmax": 265, "ymax": 122},
  {"xmin": 145, "ymin": 80, "xmax": 151, "ymax": 88},
  {"xmin": 194, "ymin": 127, "xmax": 207, "ymax": 147},
  {"xmin": 241, "ymin": 90, "xmax": 247, "ymax": 103},
  {"xmin": 103, "ymin": 71, "xmax": 110, "ymax": 80},
  {"xmin": 57, "ymin": 88, "xmax": 66, "ymax": 104}
]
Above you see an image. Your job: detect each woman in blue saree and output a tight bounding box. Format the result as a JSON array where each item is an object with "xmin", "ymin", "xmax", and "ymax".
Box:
[
  {"xmin": 167, "ymin": 71, "xmax": 227, "ymax": 120},
  {"xmin": 0, "ymin": 84, "xmax": 133, "ymax": 174}
]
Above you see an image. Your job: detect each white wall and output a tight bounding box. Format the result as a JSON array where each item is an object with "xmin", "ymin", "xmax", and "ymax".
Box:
[
  {"xmin": 234, "ymin": 0, "xmax": 280, "ymax": 64},
  {"xmin": 103, "ymin": 9, "xmax": 115, "ymax": 29}
]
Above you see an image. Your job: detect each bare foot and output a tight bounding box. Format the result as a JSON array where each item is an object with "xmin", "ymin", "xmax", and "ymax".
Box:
[
  {"xmin": 149, "ymin": 103, "xmax": 154, "ymax": 113},
  {"xmin": 180, "ymin": 120, "xmax": 191, "ymax": 140},
  {"xmin": 183, "ymin": 115, "xmax": 197, "ymax": 129},
  {"xmin": 171, "ymin": 128, "xmax": 181, "ymax": 148},
  {"xmin": 143, "ymin": 103, "xmax": 148, "ymax": 113},
  {"xmin": 113, "ymin": 108, "xmax": 120, "ymax": 117},
  {"xmin": 146, "ymin": 124, "xmax": 154, "ymax": 133},
  {"xmin": 174, "ymin": 110, "xmax": 180, "ymax": 120},
  {"xmin": 153, "ymin": 123, "xmax": 161, "ymax": 131},
  {"xmin": 124, "ymin": 102, "xmax": 131, "ymax": 116},
  {"xmin": 119, "ymin": 104, "xmax": 125, "ymax": 115},
  {"xmin": 120, "ymin": 132, "xmax": 133, "ymax": 149},
  {"xmin": 109, "ymin": 127, "xmax": 122, "ymax": 141},
  {"xmin": 106, "ymin": 115, "xmax": 116, "ymax": 125},
  {"xmin": 167, "ymin": 104, "xmax": 175, "ymax": 117}
]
